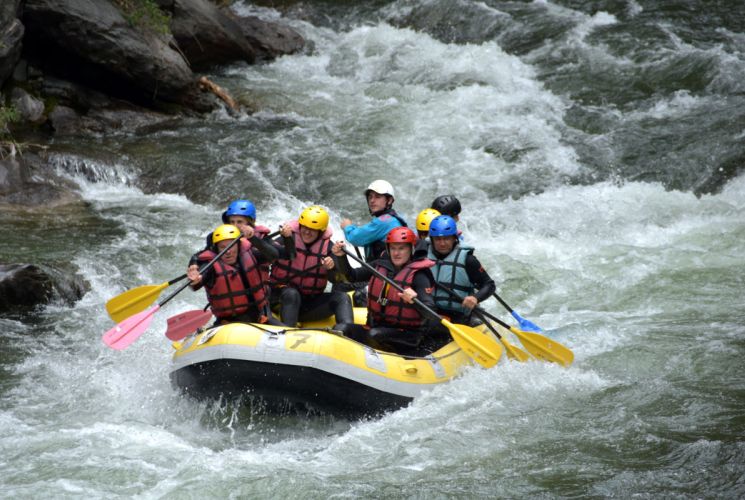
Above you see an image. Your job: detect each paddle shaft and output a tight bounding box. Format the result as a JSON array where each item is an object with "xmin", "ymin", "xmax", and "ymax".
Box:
[
  {"xmin": 167, "ymin": 274, "xmax": 187, "ymax": 285},
  {"xmin": 492, "ymin": 292, "xmax": 516, "ymax": 314}
]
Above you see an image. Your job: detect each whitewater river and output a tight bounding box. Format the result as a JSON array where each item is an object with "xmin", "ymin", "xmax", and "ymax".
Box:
[{"xmin": 2, "ymin": 0, "xmax": 744, "ymax": 497}]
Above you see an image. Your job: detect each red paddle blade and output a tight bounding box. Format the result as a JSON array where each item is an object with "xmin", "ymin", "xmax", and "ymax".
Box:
[
  {"xmin": 102, "ymin": 305, "xmax": 160, "ymax": 350},
  {"xmin": 165, "ymin": 309, "xmax": 213, "ymax": 341}
]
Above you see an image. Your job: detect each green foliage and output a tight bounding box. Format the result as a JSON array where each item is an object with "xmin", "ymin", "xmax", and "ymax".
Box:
[
  {"xmin": 0, "ymin": 104, "xmax": 19, "ymax": 139},
  {"xmin": 114, "ymin": 0, "xmax": 171, "ymax": 36}
]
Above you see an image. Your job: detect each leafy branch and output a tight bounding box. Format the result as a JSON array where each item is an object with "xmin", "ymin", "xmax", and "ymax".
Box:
[{"xmin": 113, "ymin": 0, "xmax": 171, "ymax": 36}]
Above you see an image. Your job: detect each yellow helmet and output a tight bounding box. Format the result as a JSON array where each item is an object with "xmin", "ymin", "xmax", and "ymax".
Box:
[
  {"xmin": 298, "ymin": 205, "xmax": 329, "ymax": 231},
  {"xmin": 416, "ymin": 208, "xmax": 441, "ymax": 232},
  {"xmin": 212, "ymin": 224, "xmax": 241, "ymax": 244}
]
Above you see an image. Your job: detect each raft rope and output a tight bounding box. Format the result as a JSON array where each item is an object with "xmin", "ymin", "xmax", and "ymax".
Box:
[{"xmin": 247, "ymin": 322, "xmax": 460, "ymax": 362}]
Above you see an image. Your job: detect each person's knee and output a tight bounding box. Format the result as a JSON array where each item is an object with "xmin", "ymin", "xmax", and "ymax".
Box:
[
  {"xmin": 330, "ymin": 291, "xmax": 353, "ymax": 323},
  {"xmin": 280, "ymin": 287, "xmax": 301, "ymax": 306},
  {"xmin": 330, "ymin": 291, "xmax": 351, "ymax": 308}
]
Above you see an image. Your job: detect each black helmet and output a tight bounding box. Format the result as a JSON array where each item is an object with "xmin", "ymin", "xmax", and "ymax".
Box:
[{"xmin": 431, "ymin": 195, "xmax": 461, "ymax": 217}]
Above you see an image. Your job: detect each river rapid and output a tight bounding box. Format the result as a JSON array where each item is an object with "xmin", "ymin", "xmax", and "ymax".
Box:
[{"xmin": 1, "ymin": 0, "xmax": 744, "ymax": 497}]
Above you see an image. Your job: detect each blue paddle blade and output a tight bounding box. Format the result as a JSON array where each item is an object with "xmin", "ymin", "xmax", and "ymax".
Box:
[{"xmin": 511, "ymin": 311, "xmax": 543, "ymax": 333}]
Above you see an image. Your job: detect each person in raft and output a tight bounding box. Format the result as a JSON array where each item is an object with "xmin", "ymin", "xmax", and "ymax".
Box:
[
  {"xmin": 340, "ymin": 179, "xmax": 409, "ymax": 262},
  {"xmin": 414, "ymin": 208, "xmax": 441, "ymax": 240},
  {"xmin": 338, "ymin": 179, "xmax": 409, "ymax": 306},
  {"xmin": 269, "ymin": 206, "xmax": 353, "ymax": 327},
  {"xmin": 218, "ymin": 199, "xmax": 273, "ymax": 292},
  {"xmin": 187, "ymin": 224, "xmax": 284, "ymax": 326},
  {"xmin": 427, "ymin": 215, "xmax": 496, "ymax": 326},
  {"xmin": 200, "ymin": 199, "xmax": 272, "ymax": 246},
  {"xmin": 431, "ymin": 194, "xmax": 461, "ymax": 221},
  {"xmin": 332, "ymin": 226, "xmax": 450, "ymax": 355}
]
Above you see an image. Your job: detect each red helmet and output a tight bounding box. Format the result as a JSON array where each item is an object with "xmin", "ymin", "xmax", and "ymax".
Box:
[{"xmin": 386, "ymin": 226, "xmax": 417, "ymax": 245}]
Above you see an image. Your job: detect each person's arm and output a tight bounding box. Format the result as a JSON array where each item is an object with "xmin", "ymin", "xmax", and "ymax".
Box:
[
  {"xmin": 331, "ymin": 241, "xmax": 371, "ymax": 282},
  {"xmin": 464, "ymin": 253, "xmax": 496, "ymax": 305},
  {"xmin": 343, "ymin": 217, "xmax": 391, "ymax": 247},
  {"xmin": 273, "ymin": 240, "xmax": 293, "ymax": 260},
  {"xmin": 410, "ymin": 270, "xmax": 436, "ymax": 311},
  {"xmin": 251, "ymin": 235, "xmax": 279, "ymax": 263},
  {"xmin": 187, "ymin": 253, "xmax": 202, "ymax": 290},
  {"xmin": 188, "ymin": 255, "xmax": 216, "ymax": 290},
  {"xmin": 406, "ymin": 269, "xmax": 441, "ymax": 328},
  {"xmin": 278, "ymin": 223, "xmax": 296, "ymax": 260},
  {"xmin": 337, "ymin": 255, "xmax": 372, "ymax": 283}
]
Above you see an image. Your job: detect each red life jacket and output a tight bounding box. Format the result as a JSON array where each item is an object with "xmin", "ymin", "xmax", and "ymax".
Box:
[
  {"xmin": 197, "ymin": 246, "xmax": 268, "ymax": 319},
  {"xmin": 367, "ymin": 258, "xmax": 435, "ymax": 328},
  {"xmin": 269, "ymin": 220, "xmax": 333, "ymax": 296}
]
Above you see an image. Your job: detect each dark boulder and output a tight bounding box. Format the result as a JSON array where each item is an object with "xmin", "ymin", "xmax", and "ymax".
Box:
[
  {"xmin": 10, "ymin": 87, "xmax": 44, "ymax": 123},
  {"xmin": 21, "ymin": 0, "xmax": 212, "ymax": 110},
  {"xmin": 0, "ymin": 151, "xmax": 81, "ymax": 207},
  {"xmin": 0, "ymin": 0, "xmax": 24, "ymax": 87},
  {"xmin": 233, "ymin": 14, "xmax": 305, "ymax": 61},
  {"xmin": 0, "ymin": 263, "xmax": 89, "ymax": 313},
  {"xmin": 164, "ymin": 0, "xmax": 256, "ymax": 70}
]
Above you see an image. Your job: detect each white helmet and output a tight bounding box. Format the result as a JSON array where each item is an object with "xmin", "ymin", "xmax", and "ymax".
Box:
[{"xmin": 364, "ymin": 179, "xmax": 394, "ymax": 198}]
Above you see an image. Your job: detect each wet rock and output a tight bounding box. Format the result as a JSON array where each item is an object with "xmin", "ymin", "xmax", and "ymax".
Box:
[
  {"xmin": 40, "ymin": 76, "xmax": 114, "ymax": 112},
  {"xmin": 0, "ymin": 151, "xmax": 81, "ymax": 207},
  {"xmin": 10, "ymin": 87, "xmax": 44, "ymax": 123},
  {"xmin": 21, "ymin": 0, "xmax": 208, "ymax": 110},
  {"xmin": 0, "ymin": 263, "xmax": 88, "ymax": 313},
  {"xmin": 0, "ymin": 10, "xmax": 24, "ymax": 87},
  {"xmin": 233, "ymin": 15, "xmax": 305, "ymax": 61},
  {"xmin": 47, "ymin": 105, "xmax": 79, "ymax": 134},
  {"xmin": 164, "ymin": 0, "xmax": 256, "ymax": 70}
]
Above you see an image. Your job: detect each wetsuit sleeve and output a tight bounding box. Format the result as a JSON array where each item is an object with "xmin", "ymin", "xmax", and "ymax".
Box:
[
  {"xmin": 188, "ymin": 252, "xmax": 202, "ymax": 291},
  {"xmin": 464, "ymin": 254, "xmax": 496, "ymax": 303},
  {"xmin": 273, "ymin": 239, "xmax": 292, "ymax": 260},
  {"xmin": 282, "ymin": 234, "xmax": 296, "ymax": 260},
  {"xmin": 335, "ymin": 254, "xmax": 372, "ymax": 282},
  {"xmin": 191, "ymin": 254, "xmax": 216, "ymax": 289},
  {"xmin": 188, "ymin": 252, "xmax": 199, "ymax": 268},
  {"xmin": 324, "ymin": 247, "xmax": 344, "ymax": 284},
  {"xmin": 250, "ymin": 235, "xmax": 279, "ymax": 263},
  {"xmin": 411, "ymin": 269, "xmax": 438, "ymax": 326}
]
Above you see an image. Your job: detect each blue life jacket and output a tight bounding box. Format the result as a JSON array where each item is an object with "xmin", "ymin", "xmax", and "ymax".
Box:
[{"xmin": 428, "ymin": 243, "xmax": 474, "ymax": 315}]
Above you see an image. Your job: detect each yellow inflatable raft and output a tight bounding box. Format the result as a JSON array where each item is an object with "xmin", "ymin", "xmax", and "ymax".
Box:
[{"xmin": 169, "ymin": 318, "xmax": 499, "ymax": 417}]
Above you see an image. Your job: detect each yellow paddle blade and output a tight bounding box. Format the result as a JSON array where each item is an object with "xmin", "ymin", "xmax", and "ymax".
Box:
[
  {"xmin": 443, "ymin": 319, "xmax": 503, "ymax": 368},
  {"xmin": 485, "ymin": 320, "xmax": 531, "ymax": 362},
  {"xmin": 510, "ymin": 327, "xmax": 574, "ymax": 366},
  {"xmin": 501, "ymin": 337, "xmax": 532, "ymax": 362},
  {"xmin": 105, "ymin": 282, "xmax": 169, "ymax": 323}
]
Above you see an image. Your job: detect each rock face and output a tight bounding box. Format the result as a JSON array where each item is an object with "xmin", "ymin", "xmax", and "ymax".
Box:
[
  {"xmin": 234, "ymin": 14, "xmax": 305, "ymax": 61},
  {"xmin": 10, "ymin": 87, "xmax": 44, "ymax": 123},
  {"xmin": 0, "ymin": 0, "xmax": 307, "ymax": 212},
  {"xmin": 6, "ymin": 0, "xmax": 305, "ymax": 114},
  {"xmin": 166, "ymin": 0, "xmax": 256, "ymax": 70},
  {"xmin": 0, "ymin": 0, "xmax": 24, "ymax": 87},
  {"xmin": 21, "ymin": 0, "xmax": 208, "ymax": 109},
  {"xmin": 0, "ymin": 152, "xmax": 82, "ymax": 207},
  {"xmin": 0, "ymin": 263, "xmax": 89, "ymax": 313}
]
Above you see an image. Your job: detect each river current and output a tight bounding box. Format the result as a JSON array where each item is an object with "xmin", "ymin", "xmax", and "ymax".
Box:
[{"xmin": 1, "ymin": 1, "xmax": 744, "ymax": 497}]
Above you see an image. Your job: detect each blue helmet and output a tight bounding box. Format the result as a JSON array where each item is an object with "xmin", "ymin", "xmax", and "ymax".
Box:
[
  {"xmin": 221, "ymin": 200, "xmax": 256, "ymax": 223},
  {"xmin": 428, "ymin": 215, "xmax": 458, "ymax": 237}
]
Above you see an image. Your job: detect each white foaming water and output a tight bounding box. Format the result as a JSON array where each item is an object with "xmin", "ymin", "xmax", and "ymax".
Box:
[{"xmin": 224, "ymin": 18, "xmax": 581, "ymax": 213}]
